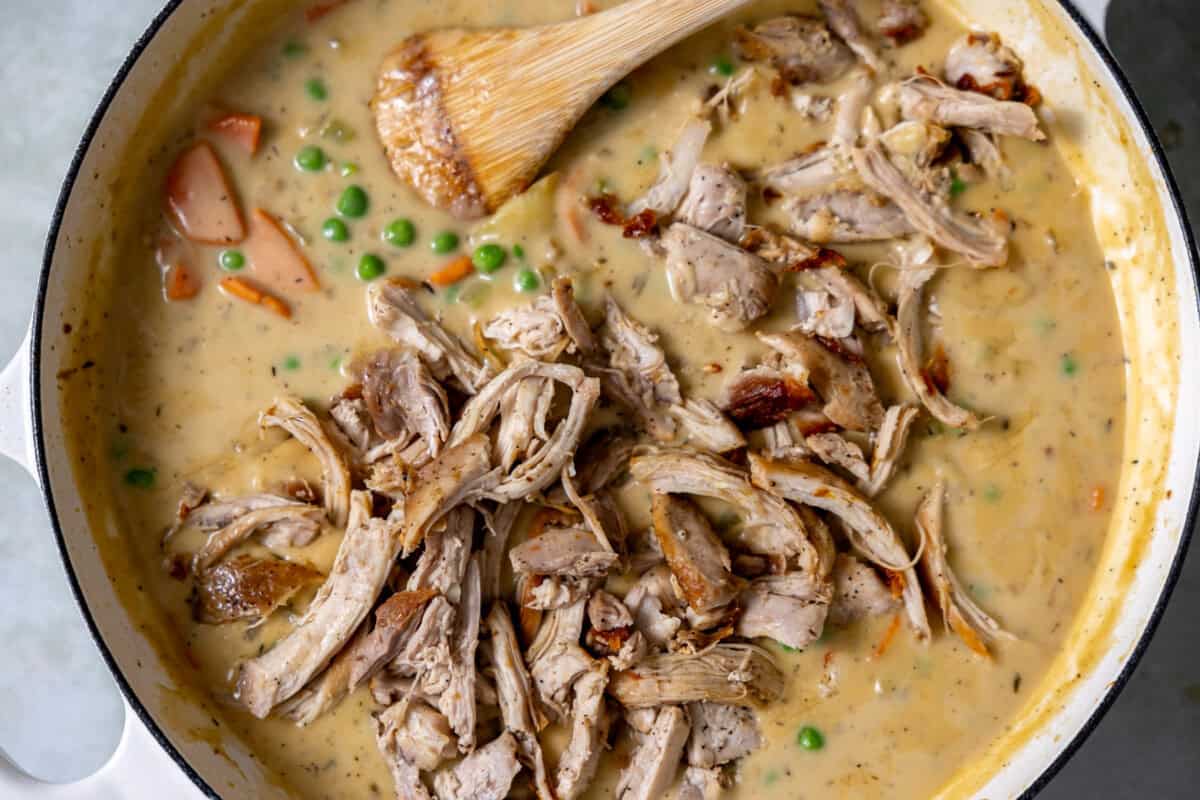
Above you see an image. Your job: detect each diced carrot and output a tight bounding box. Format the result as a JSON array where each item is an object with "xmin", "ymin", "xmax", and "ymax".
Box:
[
  {"xmin": 429, "ymin": 254, "xmax": 474, "ymax": 286},
  {"xmin": 1089, "ymin": 485, "xmax": 1106, "ymax": 511},
  {"xmin": 885, "ymin": 569, "xmax": 906, "ymax": 601},
  {"xmin": 220, "ymin": 277, "xmax": 292, "ymax": 320},
  {"xmin": 164, "ymin": 142, "xmax": 246, "ymax": 245},
  {"xmin": 872, "ymin": 613, "xmax": 902, "ymax": 659},
  {"xmin": 220, "ymin": 276, "xmax": 263, "ymax": 304},
  {"xmin": 305, "ymin": 0, "xmax": 350, "ymax": 21},
  {"xmin": 164, "ymin": 263, "xmax": 201, "ymax": 301},
  {"xmin": 209, "ymin": 113, "xmax": 263, "ymax": 156},
  {"xmin": 244, "ymin": 208, "xmax": 320, "ymax": 293}
]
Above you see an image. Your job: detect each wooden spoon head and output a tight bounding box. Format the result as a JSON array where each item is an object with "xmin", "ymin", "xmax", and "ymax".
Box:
[{"xmin": 373, "ymin": 33, "xmax": 492, "ymax": 220}]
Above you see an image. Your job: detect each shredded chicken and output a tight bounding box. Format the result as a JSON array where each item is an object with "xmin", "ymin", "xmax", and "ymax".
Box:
[
  {"xmin": 663, "ymin": 222, "xmax": 779, "ymax": 331},
  {"xmin": 610, "ymin": 644, "xmax": 785, "ymax": 708},
  {"xmin": 192, "ymin": 555, "xmax": 322, "ymax": 625},
  {"xmin": 192, "ymin": 504, "xmax": 324, "ymax": 572},
  {"xmin": 362, "ymin": 348, "xmax": 450, "ymax": 459},
  {"xmin": 615, "ymin": 705, "xmax": 691, "ymax": 800},
  {"xmin": 944, "ymin": 32, "xmax": 1031, "ymax": 102},
  {"xmin": 631, "ymin": 448, "xmax": 828, "ymax": 577},
  {"xmin": 895, "ymin": 268, "xmax": 982, "ymax": 429},
  {"xmin": 677, "ymin": 163, "xmax": 749, "ymax": 243},
  {"xmin": 759, "ymin": 331, "xmax": 885, "ymax": 432},
  {"xmin": 878, "ymin": 0, "xmax": 928, "ymax": 44},
  {"xmin": 852, "ymin": 138, "xmax": 1009, "ymax": 266},
  {"xmin": 486, "ymin": 603, "xmax": 555, "ymax": 799},
  {"xmin": 916, "ymin": 483, "xmax": 1013, "ymax": 656},
  {"xmin": 652, "ymin": 494, "xmax": 740, "ymax": 613},
  {"xmin": 555, "ymin": 661, "xmax": 612, "ymax": 800},
  {"xmin": 733, "ymin": 15, "xmax": 856, "ymax": 84},
  {"xmin": 261, "ymin": 397, "xmax": 353, "ymax": 527},
  {"xmin": 828, "ymin": 553, "xmax": 899, "ymax": 626},
  {"xmin": 819, "ymin": 0, "xmax": 885, "ymax": 72},
  {"xmin": 668, "ymin": 399, "xmax": 746, "ymax": 454},
  {"xmin": 748, "ymin": 455, "xmax": 931, "ymax": 640},
  {"xmin": 432, "ymin": 731, "xmax": 522, "ymax": 800},
  {"xmin": 898, "ymin": 79, "xmax": 1044, "ymax": 140},
  {"xmin": 237, "ymin": 491, "xmax": 397, "ymax": 718},
  {"xmin": 629, "ymin": 117, "xmax": 712, "ymax": 217},
  {"xmin": 787, "ymin": 190, "xmax": 915, "ymax": 242},
  {"xmin": 686, "ymin": 702, "xmax": 762, "ymax": 768},
  {"xmin": 367, "ymin": 278, "xmax": 494, "ymax": 393},
  {"xmin": 510, "ymin": 527, "xmax": 620, "ymax": 577},
  {"xmin": 860, "ymin": 404, "xmax": 920, "ymax": 495},
  {"xmin": 484, "ymin": 296, "xmax": 572, "ymax": 359}
]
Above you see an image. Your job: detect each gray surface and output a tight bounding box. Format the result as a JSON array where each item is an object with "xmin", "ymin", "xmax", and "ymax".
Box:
[
  {"xmin": 0, "ymin": 0, "xmax": 1195, "ymax": 794},
  {"xmin": 1042, "ymin": 3, "xmax": 1200, "ymax": 796}
]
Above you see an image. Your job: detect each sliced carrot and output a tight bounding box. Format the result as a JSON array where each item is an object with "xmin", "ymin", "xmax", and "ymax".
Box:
[
  {"xmin": 950, "ymin": 613, "xmax": 991, "ymax": 658},
  {"xmin": 261, "ymin": 294, "xmax": 293, "ymax": 320},
  {"xmin": 429, "ymin": 254, "xmax": 474, "ymax": 286},
  {"xmin": 209, "ymin": 113, "xmax": 263, "ymax": 156},
  {"xmin": 164, "ymin": 263, "xmax": 201, "ymax": 301},
  {"xmin": 305, "ymin": 0, "xmax": 350, "ymax": 21},
  {"xmin": 220, "ymin": 276, "xmax": 263, "ymax": 304},
  {"xmin": 164, "ymin": 142, "xmax": 246, "ymax": 245},
  {"xmin": 872, "ymin": 613, "xmax": 902, "ymax": 659},
  {"xmin": 220, "ymin": 277, "xmax": 292, "ymax": 320},
  {"xmin": 244, "ymin": 208, "xmax": 320, "ymax": 293},
  {"xmin": 1089, "ymin": 485, "xmax": 1106, "ymax": 511}
]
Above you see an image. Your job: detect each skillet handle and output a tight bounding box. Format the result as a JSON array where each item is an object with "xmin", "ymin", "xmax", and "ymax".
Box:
[
  {"xmin": 0, "ymin": 327, "xmax": 37, "ymax": 479},
  {"xmin": 0, "ymin": 702, "xmax": 202, "ymax": 799},
  {"xmin": 1071, "ymin": 0, "xmax": 1110, "ymax": 43}
]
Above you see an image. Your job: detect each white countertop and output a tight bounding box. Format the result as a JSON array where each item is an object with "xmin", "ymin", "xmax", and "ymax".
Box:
[
  {"xmin": 0, "ymin": 0, "xmax": 1195, "ymax": 796},
  {"xmin": 0, "ymin": 0, "xmax": 164, "ymax": 783}
]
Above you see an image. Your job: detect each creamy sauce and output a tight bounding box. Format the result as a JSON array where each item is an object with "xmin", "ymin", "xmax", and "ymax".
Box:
[{"xmin": 62, "ymin": 0, "xmax": 1126, "ymax": 797}]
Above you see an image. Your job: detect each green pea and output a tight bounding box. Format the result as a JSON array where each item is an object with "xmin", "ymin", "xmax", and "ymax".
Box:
[
  {"xmin": 282, "ymin": 355, "xmax": 301, "ymax": 371},
  {"xmin": 473, "ymin": 243, "xmax": 507, "ymax": 274},
  {"xmin": 124, "ymin": 467, "xmax": 156, "ymax": 489},
  {"xmin": 384, "ymin": 218, "xmax": 417, "ymax": 247},
  {"xmin": 950, "ymin": 175, "xmax": 968, "ymax": 196},
  {"xmin": 357, "ymin": 253, "xmax": 386, "ymax": 281},
  {"xmin": 218, "ymin": 249, "xmax": 245, "ymax": 271},
  {"xmin": 1061, "ymin": 353, "xmax": 1079, "ymax": 376},
  {"xmin": 282, "ymin": 40, "xmax": 307, "ymax": 58},
  {"xmin": 336, "ymin": 185, "xmax": 369, "ymax": 218},
  {"xmin": 512, "ymin": 243, "xmax": 526, "ymax": 260},
  {"xmin": 431, "ymin": 231, "xmax": 460, "ymax": 254},
  {"xmin": 514, "ymin": 267, "xmax": 540, "ymax": 293},
  {"xmin": 295, "ymin": 145, "xmax": 327, "ymax": 172},
  {"xmin": 797, "ymin": 726, "xmax": 824, "ymax": 751},
  {"xmin": 322, "ymin": 217, "xmax": 349, "ymax": 242},
  {"xmin": 711, "ymin": 55, "xmax": 735, "ymax": 77},
  {"xmin": 305, "ymin": 77, "xmax": 328, "ymax": 101},
  {"xmin": 601, "ymin": 82, "xmax": 632, "ymax": 110}
]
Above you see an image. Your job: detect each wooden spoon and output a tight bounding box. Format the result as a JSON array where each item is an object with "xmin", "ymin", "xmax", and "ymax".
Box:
[{"xmin": 372, "ymin": 0, "xmax": 755, "ymax": 219}]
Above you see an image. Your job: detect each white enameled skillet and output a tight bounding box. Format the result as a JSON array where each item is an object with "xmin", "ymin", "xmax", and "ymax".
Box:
[{"xmin": 1, "ymin": 0, "xmax": 1195, "ymax": 797}]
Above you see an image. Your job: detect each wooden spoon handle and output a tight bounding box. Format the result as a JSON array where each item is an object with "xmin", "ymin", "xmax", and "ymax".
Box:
[{"xmin": 570, "ymin": 0, "xmax": 758, "ymax": 79}]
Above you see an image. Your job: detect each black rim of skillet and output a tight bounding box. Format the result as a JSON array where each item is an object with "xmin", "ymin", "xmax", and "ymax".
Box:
[{"xmin": 25, "ymin": 2, "xmax": 1199, "ymax": 798}]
